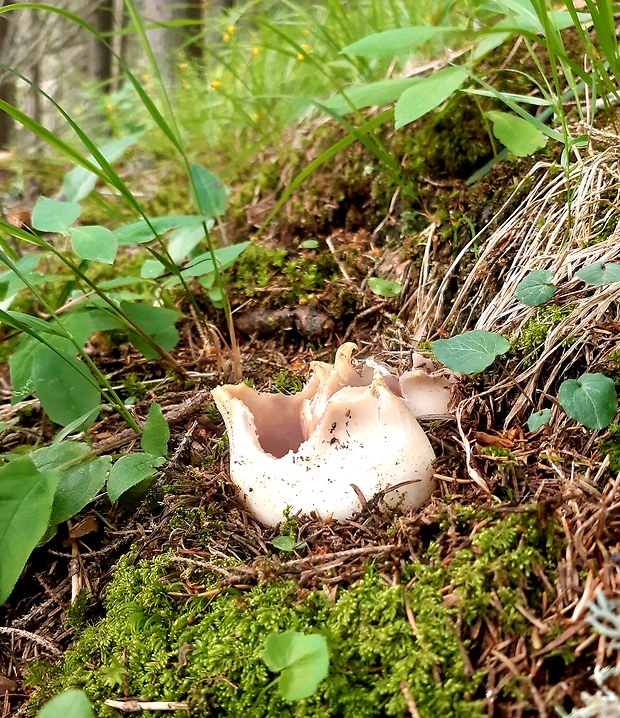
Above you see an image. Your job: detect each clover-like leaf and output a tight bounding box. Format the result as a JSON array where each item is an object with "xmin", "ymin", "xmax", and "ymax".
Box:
[
  {"xmin": 32, "ymin": 197, "xmax": 82, "ymax": 234},
  {"xmin": 576, "ymin": 262, "xmax": 620, "ymax": 286},
  {"xmin": 514, "ymin": 270, "xmax": 556, "ymax": 306},
  {"xmin": 527, "ymin": 408, "xmax": 552, "ymax": 432},
  {"xmin": 262, "ymin": 631, "xmax": 329, "ymax": 701},
  {"xmin": 71, "ymin": 226, "xmax": 118, "ymax": 264},
  {"xmin": 431, "ymin": 330, "xmax": 510, "ymax": 374},
  {"xmin": 558, "ymin": 373, "xmax": 617, "ymax": 430}
]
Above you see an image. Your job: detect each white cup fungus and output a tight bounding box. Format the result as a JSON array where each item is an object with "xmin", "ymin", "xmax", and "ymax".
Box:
[{"xmin": 211, "ymin": 343, "xmax": 450, "ymax": 526}]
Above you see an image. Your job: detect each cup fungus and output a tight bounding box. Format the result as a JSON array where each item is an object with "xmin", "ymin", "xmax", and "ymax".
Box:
[{"xmin": 211, "ymin": 343, "xmax": 450, "ymax": 526}]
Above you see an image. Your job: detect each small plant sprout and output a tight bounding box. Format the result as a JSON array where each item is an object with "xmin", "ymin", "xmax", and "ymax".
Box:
[
  {"xmin": 527, "ymin": 408, "xmax": 552, "ymax": 432},
  {"xmin": 368, "ymin": 277, "xmax": 401, "ymax": 297},
  {"xmin": 261, "ymin": 631, "xmax": 329, "ymax": 701}
]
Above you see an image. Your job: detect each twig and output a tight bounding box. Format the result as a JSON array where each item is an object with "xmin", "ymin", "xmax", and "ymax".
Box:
[
  {"xmin": 0, "ymin": 626, "xmax": 62, "ymax": 656},
  {"xmin": 400, "ymin": 681, "xmax": 421, "ymax": 718},
  {"xmin": 104, "ymin": 699, "xmax": 189, "ymax": 712}
]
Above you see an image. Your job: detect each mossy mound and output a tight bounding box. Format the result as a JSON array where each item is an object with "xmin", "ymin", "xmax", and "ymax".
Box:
[{"xmin": 32, "ymin": 507, "xmax": 566, "ymax": 717}]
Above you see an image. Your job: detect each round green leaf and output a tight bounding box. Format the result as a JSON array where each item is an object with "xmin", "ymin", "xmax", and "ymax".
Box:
[
  {"xmin": 262, "ymin": 632, "xmax": 329, "ymax": 701},
  {"xmin": 368, "ymin": 278, "xmax": 401, "ymax": 297},
  {"xmin": 431, "ymin": 330, "xmax": 510, "ymax": 374},
  {"xmin": 71, "ymin": 226, "xmax": 118, "ymax": 264},
  {"xmin": 558, "ymin": 373, "xmax": 617, "ymax": 430},
  {"xmin": 32, "ymin": 197, "xmax": 82, "ymax": 234},
  {"xmin": 485, "ymin": 111, "xmax": 547, "ymax": 157},
  {"xmin": 527, "ymin": 408, "xmax": 552, "ymax": 432},
  {"xmin": 514, "ymin": 270, "xmax": 556, "ymax": 306},
  {"xmin": 300, "ymin": 240, "xmax": 319, "ymax": 249},
  {"xmin": 38, "ymin": 689, "xmax": 94, "ymax": 718},
  {"xmin": 575, "ymin": 262, "xmax": 620, "ymax": 286}
]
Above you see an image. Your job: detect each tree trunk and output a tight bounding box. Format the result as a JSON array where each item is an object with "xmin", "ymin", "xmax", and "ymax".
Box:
[
  {"xmin": 90, "ymin": 2, "xmax": 114, "ymax": 91},
  {"xmin": 0, "ymin": 3, "xmax": 15, "ymax": 149}
]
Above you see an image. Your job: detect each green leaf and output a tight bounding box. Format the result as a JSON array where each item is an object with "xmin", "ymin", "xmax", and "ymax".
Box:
[
  {"xmin": 272, "ymin": 536, "xmax": 297, "ymax": 552},
  {"xmin": 107, "ymin": 453, "xmax": 165, "ymax": 503},
  {"xmin": 527, "ymin": 408, "xmax": 552, "ymax": 432},
  {"xmin": 10, "ymin": 335, "xmax": 37, "ymax": 402},
  {"xmin": 120, "ymin": 302, "xmax": 180, "ymax": 359},
  {"xmin": 38, "ymin": 689, "xmax": 94, "ymax": 718},
  {"xmin": 300, "ymin": 239, "xmax": 319, "ymax": 250},
  {"xmin": 61, "ymin": 134, "xmax": 140, "ymax": 203},
  {"xmin": 174, "ymin": 242, "xmax": 251, "ymax": 281},
  {"xmin": 0, "ymin": 456, "xmax": 58, "ymax": 604},
  {"xmin": 140, "ymin": 259, "xmax": 165, "ymax": 279},
  {"xmin": 190, "ymin": 164, "xmax": 227, "ymax": 217},
  {"xmin": 432, "ymin": 330, "xmax": 510, "ymax": 374},
  {"xmin": 395, "ymin": 66, "xmax": 469, "ymax": 129},
  {"xmin": 31, "ymin": 197, "xmax": 82, "ymax": 234},
  {"xmin": 114, "ymin": 215, "xmax": 211, "ymax": 246},
  {"xmin": 342, "ymin": 26, "xmax": 452, "ymax": 58},
  {"xmin": 30, "ymin": 442, "xmax": 109, "ymax": 526},
  {"xmin": 558, "ymin": 373, "xmax": 617, "ymax": 430},
  {"xmin": 576, "ymin": 262, "xmax": 620, "ymax": 286},
  {"xmin": 322, "ymin": 78, "xmax": 421, "ymax": 114},
  {"xmin": 168, "ymin": 225, "xmax": 205, "ymax": 263},
  {"xmin": 71, "ymin": 226, "xmax": 118, "ymax": 264},
  {"xmin": 141, "ymin": 404, "xmax": 169, "ymax": 458},
  {"xmin": 368, "ymin": 278, "xmax": 401, "ymax": 297},
  {"xmin": 31, "ymin": 346, "xmax": 100, "ymax": 428},
  {"xmin": 514, "ymin": 269, "xmax": 556, "ymax": 306},
  {"xmin": 485, "ymin": 111, "xmax": 547, "ymax": 157},
  {"xmin": 262, "ymin": 632, "xmax": 329, "ymax": 701}
]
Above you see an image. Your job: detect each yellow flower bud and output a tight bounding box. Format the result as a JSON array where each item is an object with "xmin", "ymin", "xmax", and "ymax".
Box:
[{"xmin": 211, "ymin": 79, "xmax": 223, "ymax": 90}]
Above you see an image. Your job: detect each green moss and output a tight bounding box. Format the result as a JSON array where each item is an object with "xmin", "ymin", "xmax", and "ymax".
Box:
[
  {"xmin": 598, "ymin": 423, "xmax": 620, "ymax": 477},
  {"xmin": 511, "ymin": 304, "xmax": 573, "ymax": 366},
  {"xmin": 31, "ymin": 507, "xmax": 564, "ymax": 717},
  {"xmin": 230, "ymin": 243, "xmax": 338, "ymax": 306},
  {"xmin": 272, "ymin": 369, "xmax": 304, "ymax": 395}
]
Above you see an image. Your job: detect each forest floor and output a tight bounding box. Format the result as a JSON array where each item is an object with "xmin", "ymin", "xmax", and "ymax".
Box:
[{"xmin": 2, "ymin": 105, "xmax": 620, "ymax": 718}]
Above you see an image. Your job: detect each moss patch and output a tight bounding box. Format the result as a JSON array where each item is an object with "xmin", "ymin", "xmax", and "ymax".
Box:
[{"xmin": 31, "ymin": 507, "xmax": 565, "ymax": 717}]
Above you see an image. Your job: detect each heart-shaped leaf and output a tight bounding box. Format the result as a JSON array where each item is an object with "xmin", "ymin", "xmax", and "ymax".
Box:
[
  {"xmin": 527, "ymin": 408, "xmax": 552, "ymax": 432},
  {"xmin": 431, "ymin": 330, "xmax": 510, "ymax": 374},
  {"xmin": 262, "ymin": 631, "xmax": 329, "ymax": 701},
  {"xmin": 71, "ymin": 226, "xmax": 118, "ymax": 264},
  {"xmin": 0, "ymin": 457, "xmax": 58, "ymax": 604},
  {"xmin": 576, "ymin": 262, "xmax": 620, "ymax": 286},
  {"xmin": 32, "ymin": 197, "xmax": 82, "ymax": 234},
  {"xmin": 368, "ymin": 278, "xmax": 401, "ymax": 297},
  {"xmin": 514, "ymin": 270, "xmax": 556, "ymax": 306},
  {"xmin": 558, "ymin": 373, "xmax": 617, "ymax": 430},
  {"xmin": 485, "ymin": 111, "xmax": 547, "ymax": 157}
]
